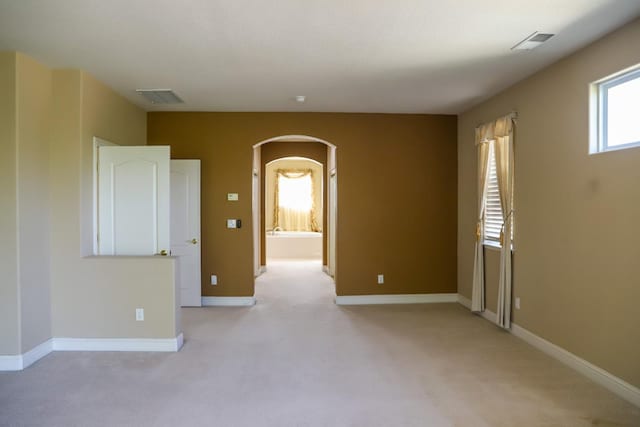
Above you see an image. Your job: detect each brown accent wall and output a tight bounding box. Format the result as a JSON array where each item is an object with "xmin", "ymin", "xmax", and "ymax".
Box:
[
  {"xmin": 458, "ymin": 18, "xmax": 640, "ymax": 387},
  {"xmin": 261, "ymin": 141, "xmax": 328, "ymax": 265},
  {"xmin": 147, "ymin": 113, "xmax": 458, "ymax": 297}
]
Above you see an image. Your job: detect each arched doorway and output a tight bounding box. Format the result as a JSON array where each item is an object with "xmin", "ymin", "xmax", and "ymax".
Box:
[{"xmin": 252, "ymin": 136, "xmax": 337, "ymax": 290}]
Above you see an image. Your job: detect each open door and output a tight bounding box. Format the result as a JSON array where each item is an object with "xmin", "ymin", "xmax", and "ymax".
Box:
[
  {"xmin": 98, "ymin": 146, "xmax": 170, "ymax": 256},
  {"xmin": 171, "ymin": 160, "xmax": 202, "ymax": 307}
]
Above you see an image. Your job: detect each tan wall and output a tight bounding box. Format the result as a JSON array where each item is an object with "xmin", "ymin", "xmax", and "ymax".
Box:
[
  {"xmin": 79, "ymin": 72, "xmax": 148, "ymax": 255},
  {"xmin": 148, "ymin": 113, "xmax": 458, "ymax": 297},
  {"xmin": 458, "ymin": 19, "xmax": 640, "ymax": 387},
  {"xmin": 16, "ymin": 53, "xmax": 53, "ymax": 352},
  {"xmin": 261, "ymin": 141, "xmax": 328, "ymax": 265},
  {"xmin": 0, "ymin": 52, "xmax": 20, "ymax": 355},
  {"xmin": 50, "ymin": 68, "xmax": 178, "ymax": 339},
  {"xmin": 0, "ymin": 52, "xmax": 54, "ymax": 355}
]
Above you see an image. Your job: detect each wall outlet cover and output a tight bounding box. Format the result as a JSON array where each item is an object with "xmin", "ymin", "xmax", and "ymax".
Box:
[
  {"xmin": 211, "ymin": 275, "xmax": 218, "ymax": 285},
  {"xmin": 135, "ymin": 308, "xmax": 144, "ymax": 321},
  {"xmin": 227, "ymin": 193, "xmax": 239, "ymax": 201},
  {"xmin": 377, "ymin": 274, "xmax": 384, "ymax": 284},
  {"xmin": 227, "ymin": 219, "xmax": 237, "ymax": 228}
]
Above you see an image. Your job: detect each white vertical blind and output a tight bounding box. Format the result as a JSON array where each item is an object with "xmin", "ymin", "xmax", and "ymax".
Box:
[{"xmin": 485, "ymin": 142, "xmax": 504, "ymax": 242}]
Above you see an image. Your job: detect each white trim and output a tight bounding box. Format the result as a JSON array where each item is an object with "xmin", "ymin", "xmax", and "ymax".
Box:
[
  {"xmin": 335, "ymin": 293, "xmax": 458, "ymax": 305},
  {"xmin": 0, "ymin": 339, "xmax": 54, "ymax": 371},
  {"xmin": 511, "ymin": 324, "xmax": 640, "ymax": 408},
  {"xmin": 457, "ymin": 294, "xmax": 497, "ymax": 323},
  {"xmin": 1, "ymin": 335, "xmax": 183, "ymax": 370},
  {"xmin": 457, "ymin": 294, "xmax": 472, "ymax": 309},
  {"xmin": 92, "ymin": 137, "xmax": 117, "ymax": 255},
  {"xmin": 201, "ymin": 296, "xmax": 256, "ymax": 306},
  {"xmin": 0, "ymin": 355, "xmax": 23, "ymax": 371},
  {"xmin": 22, "ymin": 339, "xmax": 54, "ymax": 368},
  {"xmin": 52, "ymin": 333, "xmax": 183, "ymax": 352},
  {"xmin": 253, "ymin": 134, "xmax": 336, "ymax": 149},
  {"xmin": 457, "ymin": 294, "xmax": 640, "ymax": 408}
]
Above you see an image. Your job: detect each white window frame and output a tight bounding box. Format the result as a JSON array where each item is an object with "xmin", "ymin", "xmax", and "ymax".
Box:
[{"xmin": 590, "ymin": 65, "xmax": 640, "ymax": 154}]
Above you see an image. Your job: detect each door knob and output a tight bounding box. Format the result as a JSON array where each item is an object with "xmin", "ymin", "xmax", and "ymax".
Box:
[{"xmin": 191, "ymin": 238, "xmax": 198, "ymax": 244}]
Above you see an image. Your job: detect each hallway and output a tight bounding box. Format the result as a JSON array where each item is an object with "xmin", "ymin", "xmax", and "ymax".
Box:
[{"xmin": 255, "ymin": 259, "xmax": 334, "ymax": 306}]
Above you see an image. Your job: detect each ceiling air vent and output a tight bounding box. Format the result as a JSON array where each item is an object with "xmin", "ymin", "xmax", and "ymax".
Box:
[
  {"xmin": 511, "ymin": 31, "xmax": 554, "ymax": 51},
  {"xmin": 136, "ymin": 89, "xmax": 184, "ymax": 104}
]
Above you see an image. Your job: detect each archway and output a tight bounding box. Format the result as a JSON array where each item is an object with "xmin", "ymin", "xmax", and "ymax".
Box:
[{"xmin": 252, "ymin": 136, "xmax": 337, "ymax": 290}]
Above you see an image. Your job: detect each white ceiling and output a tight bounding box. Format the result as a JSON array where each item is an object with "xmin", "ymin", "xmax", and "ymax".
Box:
[{"xmin": 1, "ymin": 0, "xmax": 639, "ymax": 114}]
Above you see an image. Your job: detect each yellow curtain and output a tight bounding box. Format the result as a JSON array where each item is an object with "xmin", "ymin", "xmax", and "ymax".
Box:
[
  {"xmin": 471, "ymin": 122, "xmax": 493, "ymax": 313},
  {"xmin": 272, "ymin": 169, "xmax": 320, "ymax": 232},
  {"xmin": 494, "ymin": 115, "xmax": 515, "ymax": 329},
  {"xmin": 471, "ymin": 113, "xmax": 516, "ymax": 327}
]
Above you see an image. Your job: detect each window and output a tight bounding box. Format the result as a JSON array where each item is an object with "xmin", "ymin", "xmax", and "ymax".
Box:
[
  {"xmin": 591, "ymin": 66, "xmax": 640, "ymax": 153},
  {"xmin": 278, "ymin": 173, "xmax": 312, "ymax": 211},
  {"xmin": 484, "ymin": 142, "xmax": 504, "ymax": 244}
]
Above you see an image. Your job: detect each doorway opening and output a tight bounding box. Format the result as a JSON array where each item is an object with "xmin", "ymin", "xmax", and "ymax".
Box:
[
  {"xmin": 252, "ymin": 135, "xmax": 337, "ymax": 301},
  {"xmin": 265, "ymin": 157, "xmax": 323, "ymax": 262}
]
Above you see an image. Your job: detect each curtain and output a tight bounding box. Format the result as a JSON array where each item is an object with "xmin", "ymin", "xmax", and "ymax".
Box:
[
  {"xmin": 494, "ymin": 116, "xmax": 515, "ymax": 329},
  {"xmin": 273, "ymin": 169, "xmax": 320, "ymax": 232},
  {"xmin": 471, "ymin": 122, "xmax": 493, "ymax": 312}
]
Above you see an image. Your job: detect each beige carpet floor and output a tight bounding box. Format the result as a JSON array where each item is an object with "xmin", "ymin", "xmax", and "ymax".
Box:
[{"xmin": 1, "ymin": 259, "xmax": 639, "ymax": 426}]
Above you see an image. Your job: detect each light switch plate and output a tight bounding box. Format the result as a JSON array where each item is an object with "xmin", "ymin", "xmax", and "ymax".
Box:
[
  {"xmin": 227, "ymin": 193, "xmax": 239, "ymax": 201},
  {"xmin": 227, "ymin": 219, "xmax": 237, "ymax": 228},
  {"xmin": 136, "ymin": 308, "xmax": 144, "ymax": 321},
  {"xmin": 211, "ymin": 275, "xmax": 218, "ymax": 285}
]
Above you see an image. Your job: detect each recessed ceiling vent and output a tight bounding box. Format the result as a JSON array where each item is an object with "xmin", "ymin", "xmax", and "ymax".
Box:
[
  {"xmin": 511, "ymin": 31, "xmax": 554, "ymax": 50},
  {"xmin": 136, "ymin": 89, "xmax": 184, "ymax": 104}
]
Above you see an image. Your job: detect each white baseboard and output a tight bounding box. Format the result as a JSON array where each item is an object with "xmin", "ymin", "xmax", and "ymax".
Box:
[
  {"xmin": 336, "ymin": 293, "xmax": 458, "ymax": 305},
  {"xmin": 52, "ymin": 333, "xmax": 184, "ymax": 352},
  {"xmin": 23, "ymin": 339, "xmax": 54, "ymax": 368},
  {"xmin": 0, "ymin": 339, "xmax": 53, "ymax": 371},
  {"xmin": 457, "ymin": 294, "xmax": 472, "ymax": 309},
  {"xmin": 0, "ymin": 355, "xmax": 23, "ymax": 371},
  {"xmin": 1, "ymin": 334, "xmax": 183, "ymax": 371},
  {"xmin": 511, "ymin": 323, "xmax": 640, "ymax": 407},
  {"xmin": 457, "ymin": 293, "xmax": 640, "ymax": 408},
  {"xmin": 457, "ymin": 294, "xmax": 497, "ymax": 323},
  {"xmin": 202, "ymin": 296, "xmax": 256, "ymax": 306}
]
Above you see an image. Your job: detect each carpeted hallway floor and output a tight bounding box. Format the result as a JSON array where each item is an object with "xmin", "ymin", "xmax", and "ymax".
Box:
[{"xmin": 1, "ymin": 259, "xmax": 638, "ymax": 426}]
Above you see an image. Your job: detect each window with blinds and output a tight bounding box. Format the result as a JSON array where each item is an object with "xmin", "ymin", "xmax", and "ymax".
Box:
[{"xmin": 484, "ymin": 142, "xmax": 504, "ymax": 243}]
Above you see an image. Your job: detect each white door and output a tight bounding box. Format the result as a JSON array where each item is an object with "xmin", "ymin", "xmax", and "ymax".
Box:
[
  {"xmin": 98, "ymin": 146, "xmax": 170, "ymax": 255},
  {"xmin": 171, "ymin": 160, "xmax": 202, "ymax": 307}
]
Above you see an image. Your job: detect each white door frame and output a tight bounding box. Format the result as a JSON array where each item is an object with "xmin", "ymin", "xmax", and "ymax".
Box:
[
  {"xmin": 251, "ymin": 135, "xmax": 337, "ymax": 288},
  {"xmin": 93, "ymin": 137, "xmax": 117, "ymax": 255}
]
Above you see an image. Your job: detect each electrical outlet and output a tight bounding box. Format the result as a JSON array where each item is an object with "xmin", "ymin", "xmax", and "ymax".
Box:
[
  {"xmin": 136, "ymin": 308, "xmax": 144, "ymax": 321},
  {"xmin": 227, "ymin": 219, "xmax": 237, "ymax": 228},
  {"xmin": 211, "ymin": 275, "xmax": 218, "ymax": 285},
  {"xmin": 227, "ymin": 193, "xmax": 239, "ymax": 201},
  {"xmin": 515, "ymin": 297, "xmax": 521, "ymax": 310},
  {"xmin": 377, "ymin": 274, "xmax": 384, "ymax": 284}
]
